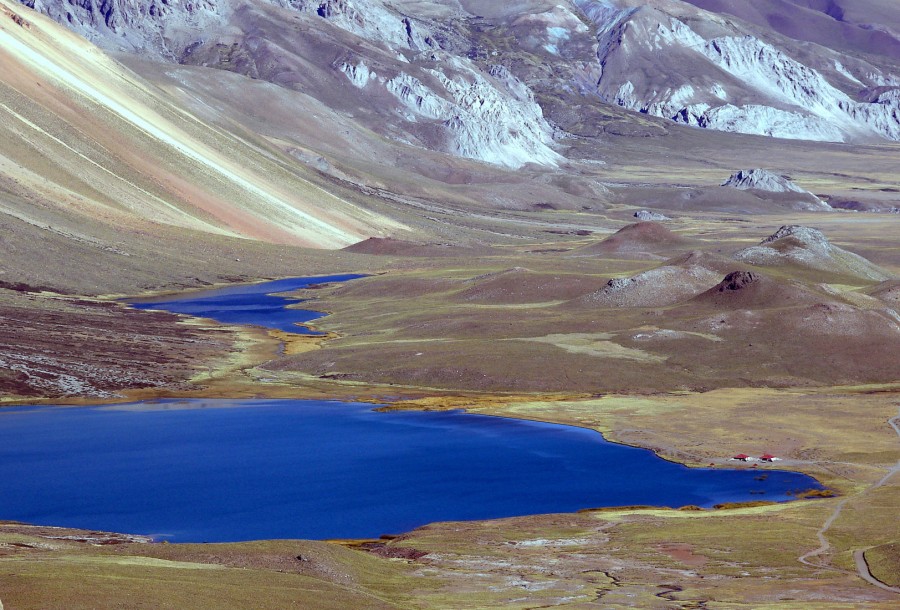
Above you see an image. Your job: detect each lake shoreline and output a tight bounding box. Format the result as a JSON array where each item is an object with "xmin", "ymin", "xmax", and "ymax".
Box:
[
  {"xmin": 1, "ymin": 398, "xmax": 826, "ymax": 543},
  {"xmin": 0, "ymin": 275, "xmax": 847, "ymax": 496},
  {"xmin": 1, "ymin": 274, "xmax": 869, "ymax": 551}
]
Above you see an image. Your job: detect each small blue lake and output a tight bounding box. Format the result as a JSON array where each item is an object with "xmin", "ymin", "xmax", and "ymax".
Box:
[
  {"xmin": 129, "ymin": 274, "xmax": 367, "ymax": 334},
  {"xmin": 0, "ymin": 399, "xmax": 821, "ymax": 542}
]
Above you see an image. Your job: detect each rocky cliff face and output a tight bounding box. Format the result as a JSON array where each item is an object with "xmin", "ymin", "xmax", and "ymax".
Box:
[
  {"xmin": 350, "ymin": 58, "xmax": 560, "ymax": 168},
  {"xmin": 18, "ymin": 0, "xmax": 900, "ymax": 153},
  {"xmin": 574, "ymin": 0, "xmax": 900, "ymax": 143},
  {"xmin": 18, "ymin": 0, "xmax": 560, "ymax": 168}
]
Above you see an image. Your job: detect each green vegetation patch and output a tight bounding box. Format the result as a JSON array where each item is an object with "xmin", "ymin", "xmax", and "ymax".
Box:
[{"xmin": 864, "ymin": 542, "xmax": 900, "ymax": 587}]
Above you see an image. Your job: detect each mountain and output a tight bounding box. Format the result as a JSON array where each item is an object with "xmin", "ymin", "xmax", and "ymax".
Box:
[
  {"xmin": 0, "ymin": 0, "xmax": 403, "ymax": 249},
  {"xmin": 682, "ymin": 0, "xmax": 900, "ymax": 60},
  {"xmin": 17, "ymin": 0, "xmax": 565, "ymax": 169},
  {"xmin": 3, "ymin": 0, "xmax": 900, "ymax": 297},
  {"xmin": 574, "ymin": 0, "xmax": 900, "ymax": 142},
  {"xmin": 21, "ymin": 0, "xmax": 900, "ymax": 158}
]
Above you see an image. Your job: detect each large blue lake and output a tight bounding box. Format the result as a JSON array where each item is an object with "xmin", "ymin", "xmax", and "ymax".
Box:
[
  {"xmin": 0, "ymin": 399, "xmax": 820, "ymax": 542},
  {"xmin": 0, "ymin": 276, "xmax": 823, "ymax": 542}
]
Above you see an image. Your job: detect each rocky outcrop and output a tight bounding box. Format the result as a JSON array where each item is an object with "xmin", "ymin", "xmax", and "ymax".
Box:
[
  {"xmin": 721, "ymin": 170, "xmax": 830, "ymax": 211},
  {"xmin": 759, "ymin": 225, "xmax": 822, "ymax": 245},
  {"xmin": 735, "ymin": 226, "xmax": 890, "ymax": 281},
  {"xmin": 723, "ymin": 170, "xmax": 807, "ymax": 194},
  {"xmin": 716, "ymin": 271, "xmax": 759, "ymax": 292},
  {"xmin": 692, "ymin": 268, "xmax": 825, "ymax": 309},
  {"xmin": 634, "ymin": 210, "xmax": 671, "ymax": 221},
  {"xmin": 340, "ymin": 61, "xmax": 376, "ymax": 88},
  {"xmin": 581, "ymin": 264, "xmax": 720, "ymax": 307}
]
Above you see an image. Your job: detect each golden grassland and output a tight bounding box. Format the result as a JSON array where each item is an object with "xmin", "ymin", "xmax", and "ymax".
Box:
[
  {"xmin": 1, "ymin": 0, "xmax": 899, "ymax": 604},
  {"xmin": 865, "ymin": 543, "xmax": 900, "ymax": 587},
  {"xmin": 2, "ymin": 358, "xmax": 897, "ymax": 607},
  {"xmin": 2, "ymin": 220, "xmax": 899, "ymax": 607}
]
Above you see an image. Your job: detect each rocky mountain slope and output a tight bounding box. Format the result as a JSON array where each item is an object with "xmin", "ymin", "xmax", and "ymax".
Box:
[
  {"xmin": 17, "ymin": 0, "xmax": 565, "ymax": 168},
  {"xmin": 575, "ymin": 0, "xmax": 900, "ymax": 142},
  {"xmin": 682, "ymin": 0, "xmax": 900, "ymax": 60},
  {"xmin": 734, "ymin": 225, "xmax": 891, "ymax": 281},
  {"xmin": 0, "ymin": 0, "xmax": 404, "ymax": 250},
  {"xmin": 20, "ymin": 0, "xmax": 900, "ymax": 162},
  {"xmin": 3, "ymin": 0, "xmax": 900, "ymax": 297}
]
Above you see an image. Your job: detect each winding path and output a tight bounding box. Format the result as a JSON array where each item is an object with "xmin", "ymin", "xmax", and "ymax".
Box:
[{"xmin": 798, "ymin": 407, "xmax": 900, "ymax": 594}]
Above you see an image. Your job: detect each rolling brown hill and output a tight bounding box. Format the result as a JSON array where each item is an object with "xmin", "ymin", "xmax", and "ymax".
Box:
[{"xmin": 572, "ymin": 222, "xmax": 694, "ymax": 259}]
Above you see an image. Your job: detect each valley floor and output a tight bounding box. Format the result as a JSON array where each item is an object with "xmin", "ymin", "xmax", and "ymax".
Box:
[
  {"xmin": 2, "ymin": 0, "xmax": 900, "ymax": 605},
  {"xmin": 1, "ymin": 405, "xmax": 898, "ymax": 609},
  {"xmin": 1, "ymin": 214, "xmax": 899, "ymax": 608}
]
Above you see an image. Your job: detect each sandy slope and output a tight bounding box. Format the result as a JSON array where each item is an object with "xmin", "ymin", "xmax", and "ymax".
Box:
[{"xmin": 0, "ymin": 0, "xmax": 401, "ymax": 248}]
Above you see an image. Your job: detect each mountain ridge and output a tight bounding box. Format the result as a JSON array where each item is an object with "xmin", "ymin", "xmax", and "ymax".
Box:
[{"xmin": 20, "ymin": 0, "xmax": 900, "ymax": 153}]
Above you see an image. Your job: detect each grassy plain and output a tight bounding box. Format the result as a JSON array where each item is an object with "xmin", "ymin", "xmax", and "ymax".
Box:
[
  {"xmin": 1, "ymin": 0, "xmax": 899, "ymax": 605},
  {"xmin": 2, "ymin": 218, "xmax": 899, "ymax": 607}
]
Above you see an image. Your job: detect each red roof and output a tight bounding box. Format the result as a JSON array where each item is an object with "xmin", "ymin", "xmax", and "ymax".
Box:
[
  {"xmin": 760, "ymin": 454, "xmax": 776, "ymax": 459},
  {"xmin": 733, "ymin": 454, "xmax": 750, "ymax": 459}
]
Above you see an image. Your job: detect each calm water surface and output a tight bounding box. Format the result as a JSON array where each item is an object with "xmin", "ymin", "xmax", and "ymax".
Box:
[
  {"xmin": 0, "ymin": 277, "xmax": 823, "ymax": 541},
  {"xmin": 129, "ymin": 274, "xmax": 367, "ymax": 334},
  {"xmin": 0, "ymin": 399, "xmax": 821, "ymax": 542}
]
